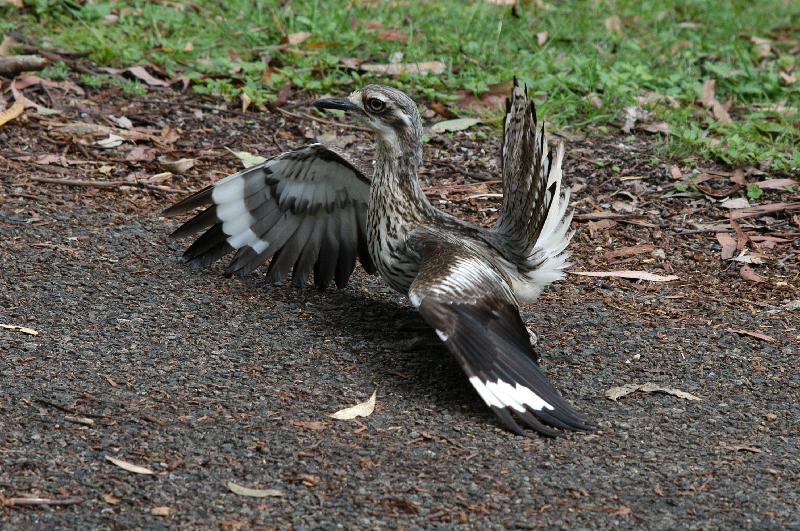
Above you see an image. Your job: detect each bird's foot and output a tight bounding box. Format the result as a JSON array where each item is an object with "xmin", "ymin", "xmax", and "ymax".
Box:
[{"xmin": 397, "ymin": 331, "xmax": 442, "ymax": 352}]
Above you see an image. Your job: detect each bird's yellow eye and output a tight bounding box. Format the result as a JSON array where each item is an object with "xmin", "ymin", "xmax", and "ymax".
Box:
[{"xmin": 366, "ymin": 97, "xmax": 386, "ymax": 112}]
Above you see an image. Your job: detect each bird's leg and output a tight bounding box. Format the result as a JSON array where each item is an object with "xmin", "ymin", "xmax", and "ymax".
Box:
[
  {"xmin": 527, "ymin": 326, "xmax": 539, "ymax": 347},
  {"xmin": 395, "ymin": 318, "xmax": 442, "ymax": 352},
  {"xmin": 526, "ymin": 326, "xmax": 544, "ymax": 364}
]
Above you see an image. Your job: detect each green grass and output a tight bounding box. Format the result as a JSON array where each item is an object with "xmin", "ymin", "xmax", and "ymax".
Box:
[{"xmin": 2, "ymin": 0, "xmax": 799, "ymax": 172}]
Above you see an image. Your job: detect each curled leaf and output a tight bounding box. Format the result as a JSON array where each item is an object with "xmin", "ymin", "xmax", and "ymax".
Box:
[
  {"xmin": 330, "ymin": 390, "xmax": 377, "ymax": 420},
  {"xmin": 95, "ymin": 134, "xmax": 124, "ymax": 149},
  {"xmin": 160, "ymin": 158, "xmax": 196, "ymax": 173},
  {"xmin": 105, "ymin": 455, "xmax": 155, "ymax": 475},
  {"xmin": 226, "ymin": 481, "xmax": 284, "ymax": 498},
  {"xmin": 570, "ymin": 270, "xmax": 679, "ymax": 282},
  {"xmin": 606, "ymin": 382, "xmax": 701, "ymax": 401},
  {"xmin": 0, "ymin": 323, "xmax": 39, "ymax": 335},
  {"xmin": 0, "ymin": 92, "xmax": 24, "ymax": 127},
  {"xmin": 225, "ymin": 147, "xmax": 267, "ymax": 168}
]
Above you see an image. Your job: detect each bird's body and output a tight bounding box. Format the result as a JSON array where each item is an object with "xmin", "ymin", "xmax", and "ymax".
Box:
[{"xmin": 163, "ymin": 82, "xmax": 591, "ymax": 436}]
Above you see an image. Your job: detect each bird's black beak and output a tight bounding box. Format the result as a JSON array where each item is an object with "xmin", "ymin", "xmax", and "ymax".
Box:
[{"xmin": 313, "ymin": 97, "xmax": 361, "ymax": 113}]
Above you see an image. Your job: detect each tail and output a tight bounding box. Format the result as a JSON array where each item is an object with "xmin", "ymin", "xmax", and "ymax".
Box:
[{"xmin": 493, "ymin": 80, "xmax": 574, "ymax": 299}]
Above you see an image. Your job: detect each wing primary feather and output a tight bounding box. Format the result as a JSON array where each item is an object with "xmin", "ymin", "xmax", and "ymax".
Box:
[
  {"xmin": 170, "ymin": 206, "xmax": 218, "ymax": 238},
  {"xmin": 162, "ymin": 186, "xmax": 213, "ymax": 216},
  {"xmin": 335, "ymin": 207, "xmax": 358, "ymax": 288},
  {"xmin": 314, "ymin": 217, "xmax": 340, "ymax": 291},
  {"xmin": 267, "ymin": 216, "xmax": 315, "ymax": 283},
  {"xmin": 292, "ymin": 217, "xmax": 325, "ymax": 288},
  {"xmin": 183, "ymin": 224, "xmax": 233, "ymax": 267}
]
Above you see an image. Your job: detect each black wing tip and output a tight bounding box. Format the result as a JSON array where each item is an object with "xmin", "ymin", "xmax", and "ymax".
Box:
[
  {"xmin": 492, "ymin": 405, "xmax": 595, "ymax": 437},
  {"xmin": 162, "ymin": 186, "xmax": 214, "ymax": 217}
]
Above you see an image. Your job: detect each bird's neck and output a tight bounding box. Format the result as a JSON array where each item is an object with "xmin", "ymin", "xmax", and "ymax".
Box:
[{"xmin": 372, "ymin": 138, "xmax": 432, "ymax": 219}]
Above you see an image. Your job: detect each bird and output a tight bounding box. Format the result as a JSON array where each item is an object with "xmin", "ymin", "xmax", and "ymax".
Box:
[{"xmin": 162, "ymin": 81, "xmax": 593, "ymax": 436}]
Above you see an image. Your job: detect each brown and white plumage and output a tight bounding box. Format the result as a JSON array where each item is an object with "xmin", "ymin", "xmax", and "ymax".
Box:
[
  {"xmin": 163, "ymin": 144, "xmax": 374, "ymax": 289},
  {"xmin": 164, "ymin": 82, "xmax": 591, "ymax": 436}
]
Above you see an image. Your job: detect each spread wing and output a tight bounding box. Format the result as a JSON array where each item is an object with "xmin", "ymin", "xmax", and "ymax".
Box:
[
  {"xmin": 163, "ymin": 144, "xmax": 375, "ymax": 290},
  {"xmin": 408, "ymin": 232, "xmax": 592, "ymax": 436}
]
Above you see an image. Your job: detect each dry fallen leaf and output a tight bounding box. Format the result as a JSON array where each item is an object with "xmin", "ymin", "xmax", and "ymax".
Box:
[
  {"xmin": 0, "ymin": 92, "xmax": 24, "ymax": 127},
  {"xmin": 126, "ymin": 146, "xmax": 158, "ymax": 162},
  {"xmin": 151, "ymin": 506, "xmax": 171, "ymax": 517},
  {"xmin": 699, "ymin": 79, "xmax": 732, "ymax": 123},
  {"xmin": 105, "ymin": 456, "xmax": 155, "ymax": 475},
  {"xmin": 226, "ymin": 148, "xmax": 267, "ymax": 168},
  {"xmin": 240, "ymin": 91, "xmax": 252, "ymax": 113},
  {"xmin": 126, "ymin": 66, "xmax": 169, "ymax": 87},
  {"xmin": 604, "ymin": 15, "xmax": 622, "ymax": 33},
  {"xmin": 431, "ymin": 118, "xmax": 480, "ymax": 134},
  {"xmin": 286, "ymin": 32, "xmax": 312, "ymax": 45},
  {"xmin": 606, "ymin": 382, "xmax": 701, "ymax": 402},
  {"xmin": 739, "ymin": 265, "xmax": 767, "ymax": 283},
  {"xmin": 101, "ymin": 493, "xmax": 121, "ymax": 505},
  {"xmin": 638, "ymin": 121, "xmax": 670, "ymax": 135},
  {"xmin": 377, "ymin": 29, "xmax": 407, "ymax": 42},
  {"xmin": 726, "ymin": 328, "xmax": 775, "ymax": 343},
  {"xmin": 750, "ymin": 36, "xmax": 772, "ymax": 59},
  {"xmin": 570, "ymin": 270, "xmax": 679, "ymax": 282},
  {"xmin": 756, "ymin": 178, "xmax": 796, "ymax": 190},
  {"xmin": 330, "ymin": 390, "xmax": 377, "ymax": 420},
  {"xmin": 95, "ymin": 134, "xmax": 125, "ymax": 149},
  {"xmin": 110, "ymin": 115, "xmax": 133, "ymax": 129},
  {"xmin": 0, "ymin": 323, "xmax": 39, "ymax": 335},
  {"xmin": 536, "ymin": 32, "xmax": 548, "ymax": 46},
  {"xmin": 226, "ymin": 481, "xmax": 284, "ymax": 498},
  {"xmin": 146, "ymin": 172, "xmax": 173, "ymax": 184},
  {"xmin": 160, "ymin": 158, "xmax": 196, "ymax": 173},
  {"xmin": 721, "ymin": 197, "xmax": 750, "ymax": 209},
  {"xmin": 716, "ymin": 233, "xmax": 737, "ymax": 260}
]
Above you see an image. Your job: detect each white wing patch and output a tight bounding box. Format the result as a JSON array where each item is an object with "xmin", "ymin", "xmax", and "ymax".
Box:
[
  {"xmin": 469, "ymin": 377, "xmax": 554, "ymax": 412},
  {"xmin": 212, "ymin": 172, "xmax": 270, "ymax": 253}
]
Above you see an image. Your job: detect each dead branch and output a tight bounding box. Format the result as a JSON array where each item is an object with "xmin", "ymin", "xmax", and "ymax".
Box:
[
  {"xmin": 29, "ymin": 176, "xmax": 183, "ymax": 194},
  {"xmin": 0, "ymin": 55, "xmax": 47, "ymax": 75}
]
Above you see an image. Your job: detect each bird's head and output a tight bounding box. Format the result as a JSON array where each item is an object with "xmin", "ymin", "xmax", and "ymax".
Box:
[{"xmin": 314, "ymin": 85, "xmax": 423, "ymax": 154}]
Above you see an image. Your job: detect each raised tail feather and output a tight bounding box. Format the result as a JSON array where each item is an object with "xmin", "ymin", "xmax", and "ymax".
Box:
[{"xmin": 494, "ymin": 80, "xmax": 573, "ymax": 295}]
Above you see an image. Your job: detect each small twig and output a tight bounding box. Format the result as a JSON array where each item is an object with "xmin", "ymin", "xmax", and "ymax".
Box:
[
  {"xmin": 35, "ymin": 398, "xmax": 76, "ymax": 414},
  {"xmin": 463, "ymin": 193, "xmax": 503, "ymax": 200},
  {"xmin": 2, "ymin": 496, "xmax": 83, "ymax": 507},
  {"xmin": 29, "ymin": 176, "xmax": 183, "ymax": 193}
]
